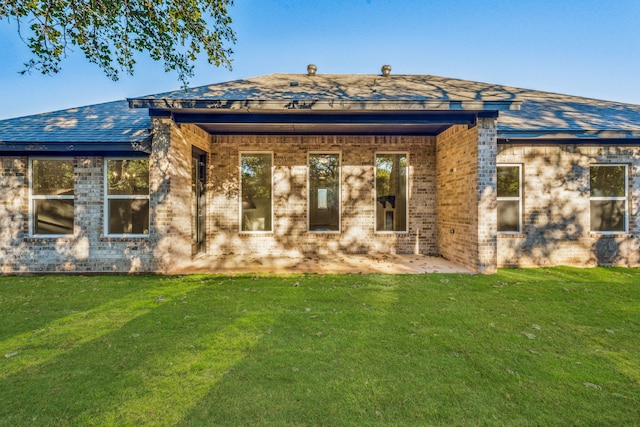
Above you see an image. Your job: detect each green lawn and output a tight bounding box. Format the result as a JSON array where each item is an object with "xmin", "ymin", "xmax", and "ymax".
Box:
[{"xmin": 0, "ymin": 268, "xmax": 638, "ymax": 426}]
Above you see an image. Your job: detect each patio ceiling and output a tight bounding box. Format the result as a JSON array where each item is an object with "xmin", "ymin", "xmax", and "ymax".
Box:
[{"xmin": 152, "ymin": 109, "xmax": 497, "ymax": 136}]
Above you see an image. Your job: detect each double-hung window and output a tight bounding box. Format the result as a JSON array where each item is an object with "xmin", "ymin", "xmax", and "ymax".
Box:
[
  {"xmin": 308, "ymin": 153, "xmax": 341, "ymax": 232},
  {"xmin": 375, "ymin": 153, "xmax": 408, "ymax": 232},
  {"xmin": 106, "ymin": 159, "xmax": 150, "ymax": 236},
  {"xmin": 590, "ymin": 164, "xmax": 628, "ymax": 233},
  {"xmin": 497, "ymin": 164, "xmax": 522, "ymax": 233},
  {"xmin": 240, "ymin": 152, "xmax": 273, "ymax": 232},
  {"xmin": 30, "ymin": 158, "xmax": 74, "ymax": 236}
]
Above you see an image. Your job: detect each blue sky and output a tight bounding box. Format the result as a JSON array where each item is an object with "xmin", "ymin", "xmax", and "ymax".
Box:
[{"xmin": 1, "ymin": 0, "xmax": 639, "ymax": 120}]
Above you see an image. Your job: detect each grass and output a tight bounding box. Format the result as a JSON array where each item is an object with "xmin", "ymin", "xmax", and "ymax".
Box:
[{"xmin": 0, "ymin": 267, "xmax": 638, "ymax": 426}]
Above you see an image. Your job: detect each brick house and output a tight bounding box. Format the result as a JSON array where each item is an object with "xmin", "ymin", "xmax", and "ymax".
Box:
[{"xmin": 2, "ymin": 68, "xmax": 640, "ymax": 274}]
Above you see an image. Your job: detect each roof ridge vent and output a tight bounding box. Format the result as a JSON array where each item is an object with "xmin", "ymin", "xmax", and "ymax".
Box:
[
  {"xmin": 381, "ymin": 65, "xmax": 391, "ymax": 77},
  {"xmin": 307, "ymin": 64, "xmax": 317, "ymax": 76}
]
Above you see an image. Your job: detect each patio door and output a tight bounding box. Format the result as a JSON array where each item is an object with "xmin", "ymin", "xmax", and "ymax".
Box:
[{"xmin": 191, "ymin": 149, "xmax": 206, "ymax": 255}]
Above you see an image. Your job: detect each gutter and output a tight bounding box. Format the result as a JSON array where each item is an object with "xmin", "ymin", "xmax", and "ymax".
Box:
[{"xmin": 128, "ymin": 98, "xmax": 522, "ymax": 112}]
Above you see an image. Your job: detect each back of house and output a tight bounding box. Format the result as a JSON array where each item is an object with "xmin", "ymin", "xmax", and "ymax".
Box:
[{"xmin": 2, "ymin": 67, "xmax": 640, "ymax": 273}]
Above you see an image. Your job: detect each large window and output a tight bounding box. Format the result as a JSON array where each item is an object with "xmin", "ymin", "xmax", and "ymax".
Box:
[
  {"xmin": 106, "ymin": 159, "xmax": 150, "ymax": 235},
  {"xmin": 240, "ymin": 152, "xmax": 273, "ymax": 232},
  {"xmin": 308, "ymin": 153, "xmax": 340, "ymax": 232},
  {"xmin": 30, "ymin": 158, "xmax": 74, "ymax": 235},
  {"xmin": 590, "ymin": 165, "xmax": 627, "ymax": 233},
  {"xmin": 375, "ymin": 153, "xmax": 408, "ymax": 232},
  {"xmin": 497, "ymin": 165, "xmax": 522, "ymax": 233}
]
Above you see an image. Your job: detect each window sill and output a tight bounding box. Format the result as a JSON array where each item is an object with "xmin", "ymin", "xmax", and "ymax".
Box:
[
  {"xmin": 497, "ymin": 233, "xmax": 525, "ymax": 238},
  {"xmin": 26, "ymin": 235, "xmax": 75, "ymax": 241},
  {"xmin": 589, "ymin": 232, "xmax": 632, "ymax": 238},
  {"xmin": 100, "ymin": 235, "xmax": 150, "ymax": 242}
]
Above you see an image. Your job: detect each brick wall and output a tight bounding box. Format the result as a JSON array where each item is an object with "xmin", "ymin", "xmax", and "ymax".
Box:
[
  {"xmin": 8, "ymin": 121, "xmax": 638, "ymax": 273},
  {"xmin": 150, "ymin": 121, "xmax": 213, "ymax": 272},
  {"xmin": 0, "ymin": 157, "xmax": 28, "ymax": 272},
  {"xmin": 0, "ymin": 156, "xmax": 157, "ymax": 273},
  {"xmin": 435, "ymin": 119, "xmax": 498, "ymax": 274},
  {"xmin": 497, "ymin": 144, "xmax": 640, "ymax": 267},
  {"xmin": 201, "ymin": 133, "xmax": 438, "ymax": 258},
  {"xmin": 477, "ymin": 118, "xmax": 498, "ymax": 273}
]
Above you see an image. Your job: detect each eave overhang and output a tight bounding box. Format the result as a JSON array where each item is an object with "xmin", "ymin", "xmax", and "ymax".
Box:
[
  {"xmin": 498, "ymin": 129, "xmax": 640, "ymax": 144},
  {"xmin": 129, "ymin": 98, "xmax": 521, "ymax": 112},
  {"xmin": 149, "ymin": 109, "xmax": 498, "ymax": 135},
  {"xmin": 162, "ymin": 110, "xmax": 499, "ymax": 135},
  {"xmin": 130, "ymin": 98, "xmax": 518, "ymax": 136},
  {"xmin": 0, "ymin": 139, "xmax": 152, "ymax": 155}
]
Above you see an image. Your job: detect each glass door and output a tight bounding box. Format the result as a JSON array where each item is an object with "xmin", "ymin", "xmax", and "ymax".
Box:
[{"xmin": 191, "ymin": 149, "xmax": 206, "ymax": 255}]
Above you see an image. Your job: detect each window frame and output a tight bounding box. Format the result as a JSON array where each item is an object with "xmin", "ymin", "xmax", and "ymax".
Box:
[
  {"xmin": 307, "ymin": 151, "xmax": 342, "ymax": 234},
  {"xmin": 104, "ymin": 157, "xmax": 150, "ymax": 237},
  {"xmin": 496, "ymin": 163, "xmax": 523, "ymax": 234},
  {"xmin": 239, "ymin": 151, "xmax": 274, "ymax": 234},
  {"xmin": 374, "ymin": 151, "xmax": 409, "ymax": 234},
  {"xmin": 29, "ymin": 157, "xmax": 75, "ymax": 237},
  {"xmin": 589, "ymin": 164, "xmax": 628, "ymax": 234}
]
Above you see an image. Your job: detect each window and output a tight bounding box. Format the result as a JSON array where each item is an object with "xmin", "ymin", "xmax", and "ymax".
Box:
[
  {"xmin": 30, "ymin": 158, "xmax": 74, "ymax": 235},
  {"xmin": 497, "ymin": 165, "xmax": 522, "ymax": 233},
  {"xmin": 590, "ymin": 165, "xmax": 627, "ymax": 233},
  {"xmin": 106, "ymin": 159, "xmax": 150, "ymax": 235},
  {"xmin": 375, "ymin": 153, "xmax": 408, "ymax": 232},
  {"xmin": 240, "ymin": 152, "xmax": 273, "ymax": 232},
  {"xmin": 308, "ymin": 153, "xmax": 340, "ymax": 232}
]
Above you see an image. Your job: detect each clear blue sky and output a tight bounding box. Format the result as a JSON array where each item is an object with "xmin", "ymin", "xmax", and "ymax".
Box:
[{"xmin": 1, "ymin": 0, "xmax": 639, "ymax": 120}]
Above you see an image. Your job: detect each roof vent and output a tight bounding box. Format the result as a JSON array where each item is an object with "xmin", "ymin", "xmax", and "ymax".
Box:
[
  {"xmin": 307, "ymin": 64, "xmax": 317, "ymax": 76},
  {"xmin": 381, "ymin": 65, "xmax": 391, "ymax": 77}
]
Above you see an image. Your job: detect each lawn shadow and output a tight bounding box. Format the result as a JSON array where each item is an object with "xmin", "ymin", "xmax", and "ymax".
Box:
[
  {"xmin": 0, "ymin": 275, "xmax": 156, "ymax": 340},
  {"xmin": 175, "ymin": 274, "xmax": 405, "ymax": 425},
  {"xmin": 0, "ymin": 276, "xmax": 272, "ymax": 425}
]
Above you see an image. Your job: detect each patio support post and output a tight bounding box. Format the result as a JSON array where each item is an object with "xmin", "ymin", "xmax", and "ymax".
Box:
[
  {"xmin": 476, "ymin": 117, "xmax": 498, "ymax": 274},
  {"xmin": 149, "ymin": 116, "xmax": 193, "ymax": 272}
]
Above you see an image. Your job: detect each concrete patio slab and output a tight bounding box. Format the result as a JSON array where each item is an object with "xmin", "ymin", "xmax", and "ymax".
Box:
[{"xmin": 169, "ymin": 254, "xmax": 474, "ymax": 275}]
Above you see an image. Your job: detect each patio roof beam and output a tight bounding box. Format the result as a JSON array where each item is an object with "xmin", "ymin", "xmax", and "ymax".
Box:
[{"xmin": 170, "ymin": 111, "xmax": 482, "ymax": 126}]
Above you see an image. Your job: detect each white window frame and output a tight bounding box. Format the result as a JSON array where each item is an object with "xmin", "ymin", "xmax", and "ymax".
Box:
[
  {"xmin": 239, "ymin": 151, "xmax": 274, "ymax": 234},
  {"xmin": 29, "ymin": 157, "xmax": 75, "ymax": 237},
  {"xmin": 307, "ymin": 151, "xmax": 342, "ymax": 233},
  {"xmin": 374, "ymin": 151, "xmax": 409, "ymax": 234},
  {"xmin": 497, "ymin": 164, "xmax": 523, "ymax": 234},
  {"xmin": 104, "ymin": 157, "xmax": 150, "ymax": 237},
  {"xmin": 589, "ymin": 164, "xmax": 628, "ymax": 234}
]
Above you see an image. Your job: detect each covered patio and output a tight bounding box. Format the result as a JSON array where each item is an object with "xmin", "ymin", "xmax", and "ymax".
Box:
[{"xmin": 169, "ymin": 253, "xmax": 474, "ymax": 275}]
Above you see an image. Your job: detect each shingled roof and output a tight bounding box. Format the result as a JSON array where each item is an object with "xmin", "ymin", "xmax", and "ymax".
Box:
[
  {"xmin": 130, "ymin": 73, "xmax": 521, "ymax": 111},
  {"xmin": 2, "ymin": 73, "xmax": 639, "ymax": 149},
  {"xmin": 129, "ymin": 73, "xmax": 640, "ymax": 140},
  {"xmin": 0, "ymin": 100, "xmax": 151, "ymax": 154}
]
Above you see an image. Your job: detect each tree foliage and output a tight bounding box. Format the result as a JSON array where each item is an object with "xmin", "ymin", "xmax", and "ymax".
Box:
[
  {"xmin": 0, "ymin": 0, "xmax": 236, "ymax": 85},
  {"xmin": 107, "ymin": 159, "xmax": 149, "ymax": 195},
  {"xmin": 241, "ymin": 154, "xmax": 271, "ymax": 200},
  {"xmin": 32, "ymin": 159, "xmax": 74, "ymax": 195}
]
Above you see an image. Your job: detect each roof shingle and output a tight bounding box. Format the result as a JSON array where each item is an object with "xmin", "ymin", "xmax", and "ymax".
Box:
[{"xmin": 0, "ymin": 100, "xmax": 150, "ymax": 145}]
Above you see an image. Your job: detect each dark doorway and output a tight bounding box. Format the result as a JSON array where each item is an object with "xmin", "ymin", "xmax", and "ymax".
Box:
[{"xmin": 191, "ymin": 148, "xmax": 207, "ymax": 255}]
